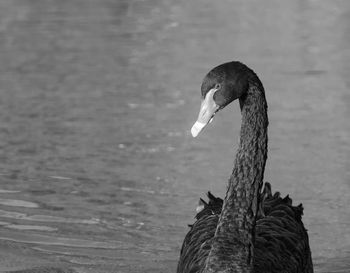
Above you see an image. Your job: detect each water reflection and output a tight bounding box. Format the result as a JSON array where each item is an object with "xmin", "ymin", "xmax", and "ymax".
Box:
[{"xmin": 0, "ymin": 0, "xmax": 349, "ymax": 272}]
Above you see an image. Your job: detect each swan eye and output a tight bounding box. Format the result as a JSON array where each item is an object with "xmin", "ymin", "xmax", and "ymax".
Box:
[{"xmin": 214, "ymin": 83, "xmax": 221, "ymax": 90}]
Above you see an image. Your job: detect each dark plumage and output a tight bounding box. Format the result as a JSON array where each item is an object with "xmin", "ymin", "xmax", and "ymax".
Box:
[
  {"xmin": 178, "ymin": 62, "xmax": 313, "ymax": 273},
  {"xmin": 178, "ymin": 184, "xmax": 313, "ymax": 273}
]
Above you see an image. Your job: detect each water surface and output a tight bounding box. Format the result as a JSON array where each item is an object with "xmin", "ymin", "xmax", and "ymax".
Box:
[{"xmin": 0, "ymin": 0, "xmax": 349, "ymax": 272}]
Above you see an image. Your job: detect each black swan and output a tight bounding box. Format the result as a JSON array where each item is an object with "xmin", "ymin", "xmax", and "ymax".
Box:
[{"xmin": 177, "ymin": 62, "xmax": 313, "ymax": 273}]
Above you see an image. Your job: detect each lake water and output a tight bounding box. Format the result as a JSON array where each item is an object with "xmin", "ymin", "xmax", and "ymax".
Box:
[{"xmin": 0, "ymin": 0, "xmax": 349, "ymax": 272}]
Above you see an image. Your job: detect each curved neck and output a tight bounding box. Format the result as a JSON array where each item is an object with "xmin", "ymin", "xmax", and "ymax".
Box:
[{"xmin": 204, "ymin": 83, "xmax": 268, "ymax": 273}]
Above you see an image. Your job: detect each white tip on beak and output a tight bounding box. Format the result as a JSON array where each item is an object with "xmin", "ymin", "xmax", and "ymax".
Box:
[
  {"xmin": 191, "ymin": 121, "xmax": 206, "ymax": 138},
  {"xmin": 190, "ymin": 87, "xmax": 220, "ymax": 137}
]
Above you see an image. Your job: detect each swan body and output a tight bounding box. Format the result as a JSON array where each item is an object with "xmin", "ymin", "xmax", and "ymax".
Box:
[
  {"xmin": 177, "ymin": 186, "xmax": 313, "ymax": 273},
  {"xmin": 177, "ymin": 62, "xmax": 313, "ymax": 273}
]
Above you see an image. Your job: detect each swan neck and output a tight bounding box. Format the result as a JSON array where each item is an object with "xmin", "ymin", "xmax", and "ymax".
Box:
[{"xmin": 204, "ymin": 83, "xmax": 268, "ymax": 273}]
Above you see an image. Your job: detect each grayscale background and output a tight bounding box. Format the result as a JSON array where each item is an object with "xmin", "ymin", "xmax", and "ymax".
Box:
[{"xmin": 0, "ymin": 0, "xmax": 349, "ymax": 272}]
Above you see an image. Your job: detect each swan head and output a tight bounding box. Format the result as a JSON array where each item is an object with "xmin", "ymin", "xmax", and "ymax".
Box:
[{"xmin": 191, "ymin": 62, "xmax": 249, "ymax": 137}]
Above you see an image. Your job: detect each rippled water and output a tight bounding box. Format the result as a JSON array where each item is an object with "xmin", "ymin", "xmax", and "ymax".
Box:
[{"xmin": 0, "ymin": 0, "xmax": 349, "ymax": 272}]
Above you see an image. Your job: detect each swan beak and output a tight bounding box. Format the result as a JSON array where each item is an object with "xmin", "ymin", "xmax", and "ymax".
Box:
[{"xmin": 191, "ymin": 88, "xmax": 220, "ymax": 137}]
